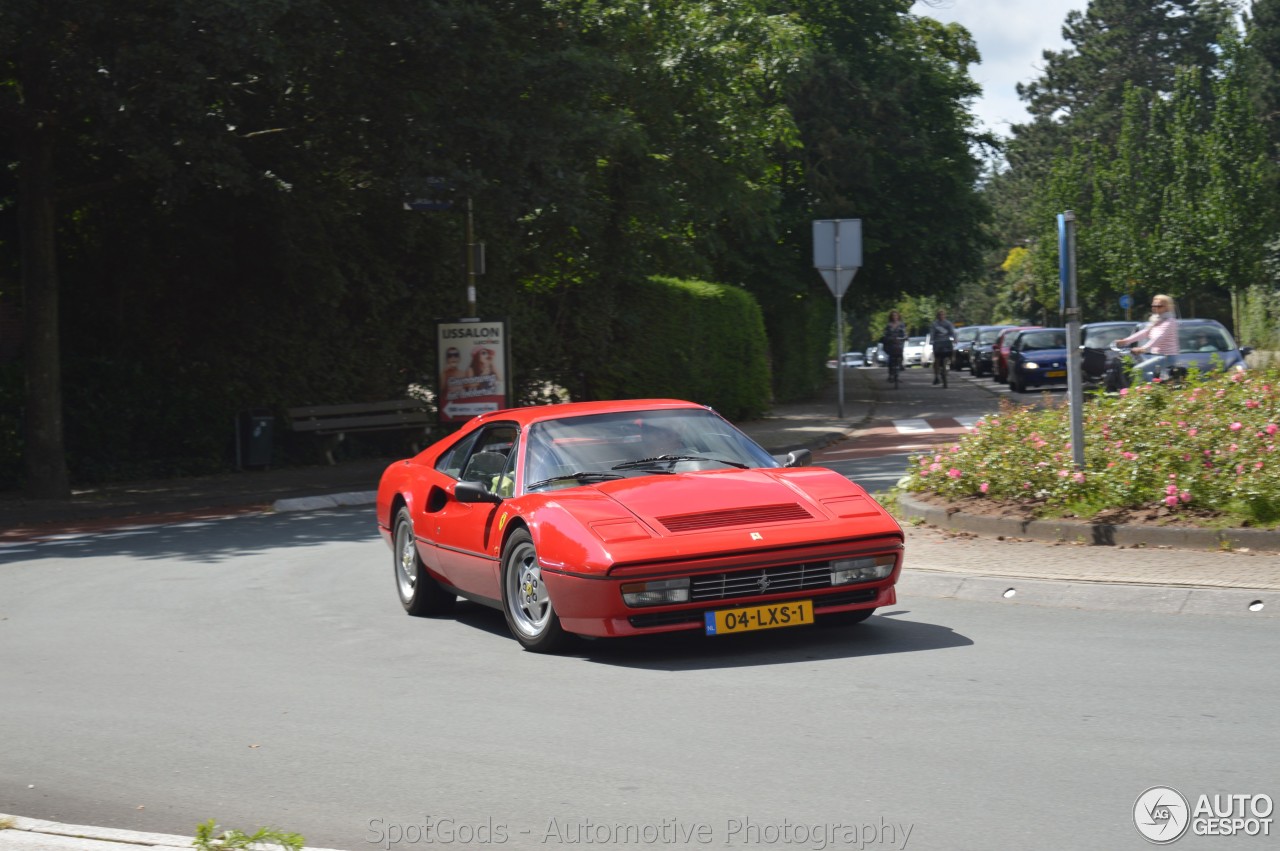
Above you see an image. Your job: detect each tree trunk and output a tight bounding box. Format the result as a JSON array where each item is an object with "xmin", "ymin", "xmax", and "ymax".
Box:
[{"xmin": 17, "ymin": 125, "xmax": 70, "ymax": 499}]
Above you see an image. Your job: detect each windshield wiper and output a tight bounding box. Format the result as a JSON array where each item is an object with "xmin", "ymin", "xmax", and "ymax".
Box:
[
  {"xmin": 611, "ymin": 454, "xmax": 747, "ymax": 471},
  {"xmin": 526, "ymin": 471, "xmax": 624, "ymax": 491}
]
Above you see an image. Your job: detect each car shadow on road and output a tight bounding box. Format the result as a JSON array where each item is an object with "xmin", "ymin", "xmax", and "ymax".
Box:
[{"xmin": 569, "ymin": 609, "xmax": 972, "ymax": 670}]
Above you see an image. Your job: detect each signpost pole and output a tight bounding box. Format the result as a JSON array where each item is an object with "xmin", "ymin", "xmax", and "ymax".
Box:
[
  {"xmin": 813, "ymin": 219, "xmax": 862, "ymax": 420},
  {"xmin": 1060, "ymin": 211, "xmax": 1086, "ymax": 470}
]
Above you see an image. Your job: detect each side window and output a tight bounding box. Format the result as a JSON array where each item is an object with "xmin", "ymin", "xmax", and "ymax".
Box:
[
  {"xmin": 436, "ymin": 430, "xmax": 483, "ymax": 479},
  {"xmin": 449, "ymin": 423, "xmax": 519, "ymax": 493}
]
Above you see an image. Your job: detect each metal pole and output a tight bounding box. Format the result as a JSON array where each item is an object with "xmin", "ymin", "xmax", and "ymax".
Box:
[
  {"xmin": 835, "ymin": 290, "xmax": 845, "ymax": 419},
  {"xmin": 465, "ymin": 196, "xmax": 477, "ymax": 318},
  {"xmin": 1064, "ymin": 211, "xmax": 1085, "ymax": 469}
]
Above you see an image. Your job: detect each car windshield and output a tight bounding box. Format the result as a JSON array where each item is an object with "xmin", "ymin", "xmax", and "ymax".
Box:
[
  {"xmin": 956, "ymin": 327, "xmax": 979, "ymax": 342},
  {"xmin": 523, "ymin": 408, "xmax": 778, "ymax": 491},
  {"xmin": 1178, "ymin": 325, "xmax": 1234, "ymax": 354},
  {"xmin": 1083, "ymin": 325, "xmax": 1133, "ymax": 348},
  {"xmin": 1018, "ymin": 330, "xmax": 1066, "ymax": 350},
  {"xmin": 978, "ymin": 328, "xmax": 1005, "ymax": 345},
  {"xmin": 907, "ymin": 337, "xmax": 926, "ymax": 346}
]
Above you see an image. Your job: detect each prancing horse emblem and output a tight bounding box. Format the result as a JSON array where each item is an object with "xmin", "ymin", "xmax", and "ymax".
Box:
[{"xmin": 757, "ymin": 573, "xmax": 772, "ymax": 592}]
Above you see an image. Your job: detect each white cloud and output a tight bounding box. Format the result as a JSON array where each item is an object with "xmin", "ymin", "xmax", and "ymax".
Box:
[{"xmin": 911, "ymin": 0, "xmax": 1087, "ymax": 137}]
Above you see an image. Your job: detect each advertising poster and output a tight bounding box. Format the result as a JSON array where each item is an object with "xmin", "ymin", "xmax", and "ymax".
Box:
[{"xmin": 437, "ymin": 320, "xmax": 508, "ymax": 424}]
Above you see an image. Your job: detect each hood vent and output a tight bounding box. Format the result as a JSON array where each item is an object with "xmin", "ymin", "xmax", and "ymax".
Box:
[{"xmin": 656, "ymin": 502, "xmax": 814, "ymax": 533}]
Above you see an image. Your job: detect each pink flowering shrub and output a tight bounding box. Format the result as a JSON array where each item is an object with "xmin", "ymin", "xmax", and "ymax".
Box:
[{"xmin": 900, "ymin": 368, "xmax": 1280, "ymax": 526}]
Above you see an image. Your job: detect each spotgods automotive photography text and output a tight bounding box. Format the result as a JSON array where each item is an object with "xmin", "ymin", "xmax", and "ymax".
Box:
[{"xmin": 366, "ymin": 816, "xmax": 915, "ymax": 849}]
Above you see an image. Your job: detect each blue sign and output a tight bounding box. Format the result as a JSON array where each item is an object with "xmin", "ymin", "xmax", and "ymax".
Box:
[{"xmin": 1119, "ymin": 294, "xmax": 1132, "ymax": 309}]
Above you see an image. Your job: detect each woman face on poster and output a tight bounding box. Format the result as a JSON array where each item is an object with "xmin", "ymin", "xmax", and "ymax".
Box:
[{"xmin": 469, "ymin": 347, "xmax": 500, "ymax": 378}]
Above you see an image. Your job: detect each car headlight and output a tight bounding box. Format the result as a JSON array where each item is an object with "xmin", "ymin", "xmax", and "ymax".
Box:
[
  {"xmin": 1023, "ymin": 362, "xmax": 1039, "ymax": 370},
  {"xmin": 621, "ymin": 578, "xmax": 690, "ymax": 607},
  {"xmin": 831, "ymin": 555, "xmax": 896, "ymax": 585}
]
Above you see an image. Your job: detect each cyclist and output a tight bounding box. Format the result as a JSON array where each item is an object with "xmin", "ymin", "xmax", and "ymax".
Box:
[
  {"xmin": 928, "ymin": 308, "xmax": 958, "ymax": 386},
  {"xmin": 1115, "ymin": 294, "xmax": 1179, "ymax": 383},
  {"xmin": 881, "ymin": 310, "xmax": 907, "ymax": 383}
]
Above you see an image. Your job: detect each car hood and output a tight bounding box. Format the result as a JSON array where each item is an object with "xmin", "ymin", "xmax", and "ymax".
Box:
[{"xmin": 523, "ymin": 467, "xmax": 902, "ymax": 572}]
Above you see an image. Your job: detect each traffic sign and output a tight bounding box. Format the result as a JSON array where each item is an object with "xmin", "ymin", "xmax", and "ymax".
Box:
[
  {"xmin": 1119, "ymin": 294, "xmax": 1132, "ymax": 309},
  {"xmin": 813, "ymin": 219, "xmax": 862, "ymax": 297}
]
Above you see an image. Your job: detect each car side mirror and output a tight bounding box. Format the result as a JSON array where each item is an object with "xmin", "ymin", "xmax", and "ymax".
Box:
[
  {"xmin": 454, "ymin": 480, "xmax": 503, "ymax": 504},
  {"xmin": 1242, "ymin": 345, "xmax": 1255, "ymax": 357},
  {"xmin": 774, "ymin": 449, "xmax": 811, "ymax": 468}
]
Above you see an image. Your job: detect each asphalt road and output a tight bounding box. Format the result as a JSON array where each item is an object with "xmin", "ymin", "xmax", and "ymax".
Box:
[{"xmin": 3, "ymin": 503, "xmax": 1278, "ymax": 851}]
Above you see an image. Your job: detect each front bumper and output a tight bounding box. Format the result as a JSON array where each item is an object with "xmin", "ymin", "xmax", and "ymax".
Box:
[{"xmin": 544, "ymin": 545, "xmax": 902, "ymax": 637}]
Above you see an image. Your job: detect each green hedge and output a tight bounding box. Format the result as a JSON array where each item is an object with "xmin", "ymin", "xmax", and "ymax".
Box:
[{"xmin": 582, "ymin": 275, "xmax": 772, "ymax": 421}]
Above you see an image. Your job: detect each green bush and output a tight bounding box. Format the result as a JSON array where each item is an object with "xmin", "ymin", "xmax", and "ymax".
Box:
[
  {"xmin": 582, "ymin": 275, "xmax": 772, "ymax": 420},
  {"xmin": 902, "ymin": 366, "xmax": 1280, "ymax": 527}
]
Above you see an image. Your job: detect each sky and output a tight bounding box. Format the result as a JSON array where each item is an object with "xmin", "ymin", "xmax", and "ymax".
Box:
[{"xmin": 910, "ymin": 0, "xmax": 1089, "ymax": 138}]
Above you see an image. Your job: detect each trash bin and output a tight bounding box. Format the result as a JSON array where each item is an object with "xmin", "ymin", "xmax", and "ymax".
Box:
[{"xmin": 237, "ymin": 410, "xmax": 274, "ymax": 469}]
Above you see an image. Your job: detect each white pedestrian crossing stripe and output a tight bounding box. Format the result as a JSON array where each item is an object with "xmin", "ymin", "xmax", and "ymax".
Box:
[
  {"xmin": 892, "ymin": 416, "xmax": 984, "ymax": 434},
  {"xmin": 894, "ymin": 419, "xmax": 932, "ymax": 434}
]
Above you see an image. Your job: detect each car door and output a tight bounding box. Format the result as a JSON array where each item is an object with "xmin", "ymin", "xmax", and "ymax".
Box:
[{"xmin": 432, "ymin": 422, "xmax": 519, "ymax": 604}]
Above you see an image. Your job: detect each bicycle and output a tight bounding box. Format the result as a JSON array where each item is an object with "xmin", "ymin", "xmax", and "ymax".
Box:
[{"xmin": 885, "ymin": 345, "xmax": 903, "ymax": 389}]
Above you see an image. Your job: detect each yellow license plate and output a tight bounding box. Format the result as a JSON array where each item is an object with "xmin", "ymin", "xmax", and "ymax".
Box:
[
  {"xmin": 705, "ymin": 600, "xmax": 814, "ymax": 635},
  {"xmin": 1046, "ymin": 370, "xmax": 1066, "ymax": 378}
]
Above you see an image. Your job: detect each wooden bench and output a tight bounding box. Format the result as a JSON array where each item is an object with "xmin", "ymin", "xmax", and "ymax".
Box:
[{"xmin": 286, "ymin": 399, "xmax": 433, "ymax": 464}]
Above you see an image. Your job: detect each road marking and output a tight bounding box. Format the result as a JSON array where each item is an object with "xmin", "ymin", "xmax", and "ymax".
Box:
[
  {"xmin": 894, "ymin": 418, "xmax": 932, "ymax": 434},
  {"xmin": 954, "ymin": 416, "xmax": 984, "ymax": 429}
]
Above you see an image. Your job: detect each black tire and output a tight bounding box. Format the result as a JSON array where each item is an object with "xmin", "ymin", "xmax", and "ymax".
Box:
[
  {"xmin": 1013, "ymin": 372, "xmax": 1027, "ymax": 393},
  {"xmin": 393, "ymin": 506, "xmax": 456, "ymax": 616},
  {"xmin": 820, "ymin": 607, "xmax": 876, "ymax": 627},
  {"xmin": 500, "ymin": 528, "xmax": 569, "ymax": 653}
]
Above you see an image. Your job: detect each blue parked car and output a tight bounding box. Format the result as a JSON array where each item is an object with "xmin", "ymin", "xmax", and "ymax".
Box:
[{"xmin": 1008, "ymin": 327, "xmax": 1070, "ymax": 393}]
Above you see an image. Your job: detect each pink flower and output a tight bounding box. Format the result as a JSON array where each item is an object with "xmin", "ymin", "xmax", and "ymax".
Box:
[
  {"xmin": 1180, "ymin": 491, "xmax": 1192, "ymax": 503},
  {"xmin": 947, "ymin": 468, "xmax": 962, "ymax": 478},
  {"xmin": 1247, "ymin": 399, "xmax": 1260, "ymax": 409},
  {"xmin": 1164, "ymin": 495, "xmax": 1178, "ymax": 507},
  {"xmin": 1230, "ymin": 422, "xmax": 1243, "ymax": 432},
  {"xmin": 1119, "ymin": 388, "xmax": 1129, "ymax": 397},
  {"xmin": 1187, "ymin": 428, "xmax": 1197, "ymax": 437},
  {"xmin": 1267, "ymin": 424, "xmax": 1278, "ymax": 435},
  {"xmin": 980, "ymin": 482, "xmax": 989, "ymax": 493},
  {"xmin": 1166, "ymin": 484, "xmax": 1178, "ymax": 495},
  {"xmin": 1073, "ymin": 472, "xmax": 1085, "ymax": 484}
]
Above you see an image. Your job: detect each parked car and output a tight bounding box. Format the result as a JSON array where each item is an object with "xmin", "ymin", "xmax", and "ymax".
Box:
[
  {"xmin": 1104, "ymin": 318, "xmax": 1252, "ymax": 391},
  {"xmin": 969, "ymin": 325, "xmax": 1017, "ymax": 377},
  {"xmin": 826, "ymin": 351, "xmax": 865, "ymax": 369},
  {"xmin": 902, "ymin": 336, "xmax": 928, "ymax": 368},
  {"xmin": 1080, "ymin": 320, "xmax": 1141, "ymax": 385},
  {"xmin": 950, "ymin": 325, "xmax": 982, "ymax": 371},
  {"xmin": 994, "ymin": 325, "xmax": 1042, "ymax": 384},
  {"xmin": 1008, "ymin": 328, "xmax": 1069, "ymax": 393},
  {"xmin": 377, "ymin": 399, "xmax": 904, "ymax": 652},
  {"xmin": 864, "ymin": 344, "xmax": 888, "ymax": 366}
]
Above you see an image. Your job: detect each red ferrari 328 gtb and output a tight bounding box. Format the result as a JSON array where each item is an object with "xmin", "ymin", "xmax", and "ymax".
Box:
[{"xmin": 376, "ymin": 399, "xmax": 904, "ymax": 652}]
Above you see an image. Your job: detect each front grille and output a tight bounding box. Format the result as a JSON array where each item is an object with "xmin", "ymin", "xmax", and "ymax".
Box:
[
  {"xmin": 656, "ymin": 502, "xmax": 814, "ymax": 533},
  {"xmin": 690, "ymin": 562, "xmax": 832, "ymax": 602}
]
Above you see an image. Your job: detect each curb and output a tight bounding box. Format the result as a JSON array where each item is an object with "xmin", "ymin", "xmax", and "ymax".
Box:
[
  {"xmin": 899, "ymin": 571, "xmax": 1276, "ymax": 617},
  {"xmin": 272, "ymin": 490, "xmax": 377, "ymax": 513},
  {"xmin": 897, "ymin": 491, "xmax": 1280, "ymax": 553}
]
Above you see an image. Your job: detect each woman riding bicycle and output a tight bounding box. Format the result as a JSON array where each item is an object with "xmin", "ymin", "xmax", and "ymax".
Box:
[
  {"xmin": 881, "ymin": 310, "xmax": 907, "ymax": 382},
  {"xmin": 1115, "ymin": 294, "xmax": 1179, "ymax": 383}
]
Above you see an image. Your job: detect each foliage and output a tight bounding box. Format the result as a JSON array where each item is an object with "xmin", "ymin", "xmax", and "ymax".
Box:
[
  {"xmin": 581, "ymin": 275, "xmax": 771, "ymax": 421},
  {"xmin": 193, "ymin": 820, "xmax": 303, "ymax": 851},
  {"xmin": 902, "ymin": 367, "xmax": 1280, "ymax": 527},
  {"xmin": 0, "ymin": 0, "xmax": 992, "ymax": 489}
]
